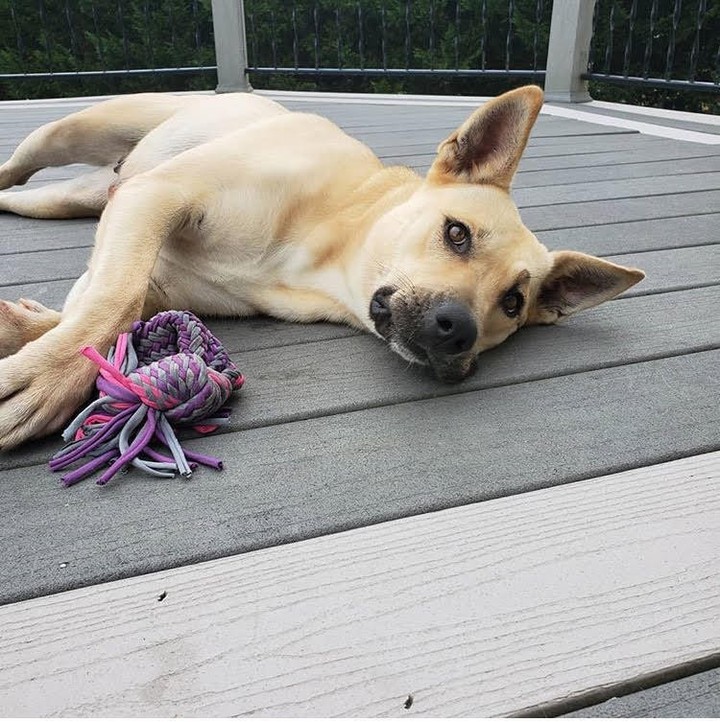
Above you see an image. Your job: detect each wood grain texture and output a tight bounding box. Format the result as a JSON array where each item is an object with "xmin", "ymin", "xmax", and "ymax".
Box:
[{"xmin": 1, "ymin": 452, "xmax": 719, "ymax": 717}]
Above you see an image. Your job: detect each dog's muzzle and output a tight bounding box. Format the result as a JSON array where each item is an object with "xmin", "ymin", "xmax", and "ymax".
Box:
[{"xmin": 370, "ymin": 287, "xmax": 478, "ymax": 383}]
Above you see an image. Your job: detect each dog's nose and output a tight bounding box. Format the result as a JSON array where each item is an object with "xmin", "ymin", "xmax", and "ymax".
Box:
[
  {"xmin": 370, "ymin": 286, "xmax": 395, "ymax": 337},
  {"xmin": 419, "ymin": 302, "xmax": 477, "ymax": 356}
]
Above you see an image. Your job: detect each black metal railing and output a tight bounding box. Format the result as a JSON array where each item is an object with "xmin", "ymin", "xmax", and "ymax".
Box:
[
  {"xmin": 244, "ymin": 0, "xmax": 551, "ymax": 81},
  {"xmin": 586, "ymin": 0, "xmax": 720, "ymax": 93},
  {"xmin": 0, "ymin": 0, "xmax": 216, "ymax": 83},
  {"xmin": 1, "ymin": 0, "xmax": 719, "ymax": 101}
]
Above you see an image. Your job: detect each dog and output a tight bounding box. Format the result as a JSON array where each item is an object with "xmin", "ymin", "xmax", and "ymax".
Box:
[{"xmin": 0, "ymin": 86, "xmax": 644, "ymax": 450}]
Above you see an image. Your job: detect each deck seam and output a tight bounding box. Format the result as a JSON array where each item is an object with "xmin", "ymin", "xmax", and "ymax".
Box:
[
  {"xmin": 621, "ymin": 281, "xmax": 720, "ymax": 298},
  {"xmin": 3, "ymin": 444, "xmax": 720, "ymax": 610},
  {"xmin": 518, "ymin": 156, "xmax": 720, "ymax": 173},
  {"xmin": 531, "ymin": 208, "xmax": 720, "ymax": 232},
  {"xmin": 512, "ymin": 652, "xmax": 720, "ymax": 718},
  {"xmin": 601, "ymin": 241, "xmax": 720, "ymax": 258},
  {"xmin": 515, "ymin": 168, "xmax": 720, "ymax": 190},
  {"xmin": 0, "ymin": 243, "xmax": 93, "ymax": 258},
  {"xmin": 519, "ymin": 186, "xmax": 720, "ymax": 210},
  {"xmin": 4, "ymin": 345, "xmax": 718, "ymax": 475}
]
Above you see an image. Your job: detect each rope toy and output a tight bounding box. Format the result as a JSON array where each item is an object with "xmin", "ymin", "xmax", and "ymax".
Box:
[{"xmin": 50, "ymin": 310, "xmax": 244, "ymax": 487}]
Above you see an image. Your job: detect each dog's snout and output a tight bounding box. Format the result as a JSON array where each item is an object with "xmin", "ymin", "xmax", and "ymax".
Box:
[{"xmin": 420, "ymin": 302, "xmax": 477, "ymax": 356}]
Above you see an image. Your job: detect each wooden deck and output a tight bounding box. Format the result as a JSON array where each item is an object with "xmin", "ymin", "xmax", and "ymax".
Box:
[{"xmin": 0, "ymin": 91, "xmax": 718, "ymax": 717}]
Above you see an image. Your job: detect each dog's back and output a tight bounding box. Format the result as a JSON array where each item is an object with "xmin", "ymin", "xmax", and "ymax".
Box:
[{"xmin": 119, "ymin": 93, "xmax": 289, "ymax": 180}]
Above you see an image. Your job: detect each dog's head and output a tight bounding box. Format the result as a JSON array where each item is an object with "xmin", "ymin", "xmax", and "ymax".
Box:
[{"xmin": 362, "ymin": 86, "xmax": 644, "ymax": 382}]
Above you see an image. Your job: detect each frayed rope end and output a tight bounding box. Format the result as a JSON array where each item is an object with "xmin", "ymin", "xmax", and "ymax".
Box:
[{"xmin": 51, "ymin": 311, "xmax": 243, "ymax": 487}]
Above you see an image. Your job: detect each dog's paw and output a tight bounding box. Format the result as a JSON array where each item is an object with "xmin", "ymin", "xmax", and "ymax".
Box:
[
  {"xmin": 0, "ymin": 338, "xmax": 97, "ymax": 450},
  {"xmin": 0, "ymin": 299, "xmax": 60, "ymax": 359}
]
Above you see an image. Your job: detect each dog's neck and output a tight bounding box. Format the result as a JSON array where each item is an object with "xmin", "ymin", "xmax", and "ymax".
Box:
[{"xmin": 305, "ymin": 166, "xmax": 422, "ymax": 328}]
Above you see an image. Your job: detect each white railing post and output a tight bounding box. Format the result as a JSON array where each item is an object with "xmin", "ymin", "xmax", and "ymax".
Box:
[
  {"xmin": 211, "ymin": 0, "xmax": 253, "ymax": 93},
  {"xmin": 544, "ymin": 0, "xmax": 596, "ymax": 103}
]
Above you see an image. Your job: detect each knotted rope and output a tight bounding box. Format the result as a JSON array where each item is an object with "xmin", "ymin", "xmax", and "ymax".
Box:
[{"xmin": 50, "ymin": 310, "xmax": 244, "ymax": 487}]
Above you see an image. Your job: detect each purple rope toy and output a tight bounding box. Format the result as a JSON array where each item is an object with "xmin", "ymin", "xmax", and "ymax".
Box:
[{"xmin": 50, "ymin": 310, "xmax": 244, "ymax": 487}]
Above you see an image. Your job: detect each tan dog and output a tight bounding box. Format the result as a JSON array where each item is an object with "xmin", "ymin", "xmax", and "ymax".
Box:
[{"xmin": 0, "ymin": 86, "xmax": 643, "ymax": 449}]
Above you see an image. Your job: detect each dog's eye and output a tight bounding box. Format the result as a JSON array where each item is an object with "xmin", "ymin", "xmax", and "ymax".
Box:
[
  {"xmin": 445, "ymin": 221, "xmax": 471, "ymax": 254},
  {"xmin": 501, "ymin": 289, "xmax": 524, "ymax": 318}
]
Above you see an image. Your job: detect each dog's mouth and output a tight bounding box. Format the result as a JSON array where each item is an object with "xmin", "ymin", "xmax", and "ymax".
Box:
[{"xmin": 369, "ymin": 286, "xmax": 478, "ymax": 383}]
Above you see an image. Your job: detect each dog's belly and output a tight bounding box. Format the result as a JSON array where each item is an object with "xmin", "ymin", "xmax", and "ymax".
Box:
[
  {"xmin": 151, "ymin": 241, "xmax": 295, "ymax": 315},
  {"xmin": 152, "ymin": 240, "xmax": 353, "ymax": 323}
]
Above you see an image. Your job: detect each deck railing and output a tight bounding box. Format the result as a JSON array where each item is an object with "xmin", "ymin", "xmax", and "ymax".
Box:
[
  {"xmin": 0, "ymin": 0, "xmax": 718, "ymax": 101},
  {"xmin": 586, "ymin": 0, "xmax": 720, "ymax": 94},
  {"xmin": 0, "ymin": 0, "xmax": 217, "ymax": 83},
  {"xmin": 242, "ymin": 0, "xmax": 550, "ymax": 82}
]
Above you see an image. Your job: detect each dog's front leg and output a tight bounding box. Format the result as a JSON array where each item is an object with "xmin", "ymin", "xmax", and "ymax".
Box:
[{"xmin": 0, "ymin": 175, "xmax": 191, "ymax": 450}]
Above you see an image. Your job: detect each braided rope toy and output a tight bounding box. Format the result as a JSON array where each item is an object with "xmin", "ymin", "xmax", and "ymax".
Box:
[{"xmin": 50, "ymin": 310, "xmax": 244, "ymax": 487}]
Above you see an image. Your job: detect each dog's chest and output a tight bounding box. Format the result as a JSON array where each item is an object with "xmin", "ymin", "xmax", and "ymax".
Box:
[{"xmin": 154, "ymin": 233, "xmax": 355, "ymax": 320}]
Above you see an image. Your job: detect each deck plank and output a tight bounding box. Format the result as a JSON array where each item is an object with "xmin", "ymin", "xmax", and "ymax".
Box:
[
  {"xmin": 513, "ymin": 172, "xmax": 720, "ymax": 207},
  {"xmin": 536, "ymin": 214, "xmax": 720, "ymax": 256},
  {"xmin": 1, "ymin": 350, "xmax": 718, "ymax": 603},
  {"xmin": 564, "ymin": 668, "xmax": 720, "ymax": 718},
  {"xmin": 522, "ymin": 190, "xmax": 720, "ymax": 231},
  {"xmin": 1, "ymin": 452, "xmax": 718, "ymax": 717}
]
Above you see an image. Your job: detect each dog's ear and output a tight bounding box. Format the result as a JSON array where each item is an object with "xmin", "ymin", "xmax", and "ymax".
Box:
[
  {"xmin": 427, "ymin": 85, "xmax": 543, "ymax": 190},
  {"xmin": 527, "ymin": 251, "xmax": 645, "ymax": 324}
]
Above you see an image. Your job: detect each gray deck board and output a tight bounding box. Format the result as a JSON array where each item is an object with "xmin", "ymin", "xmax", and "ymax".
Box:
[
  {"xmin": 554, "ymin": 101, "xmax": 720, "ymax": 136},
  {"xmin": 362, "ymin": 131, "xmax": 665, "ymax": 154},
  {"xmin": 1, "ymin": 350, "xmax": 717, "ymax": 605},
  {"xmin": 565, "ymin": 668, "xmax": 720, "ymax": 718},
  {"xmin": 515, "ymin": 157, "xmax": 720, "ymax": 187},
  {"xmin": 514, "ymin": 172, "xmax": 720, "ymax": 206},
  {"xmin": 0, "ymin": 94, "xmax": 718, "ymax": 690},
  {"xmin": 536, "ymin": 213, "xmax": 720, "ymax": 256},
  {"xmin": 522, "ymin": 190, "xmax": 720, "ymax": 230}
]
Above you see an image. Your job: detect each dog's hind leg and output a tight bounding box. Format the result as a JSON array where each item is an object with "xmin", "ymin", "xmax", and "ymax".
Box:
[
  {"xmin": 0, "ymin": 259, "xmax": 156, "ymax": 358},
  {"xmin": 0, "ymin": 299, "xmax": 61, "ymax": 359},
  {"xmin": 0, "ymin": 93, "xmax": 194, "ymax": 190},
  {"xmin": 0, "ymin": 166, "xmax": 115, "ymax": 218}
]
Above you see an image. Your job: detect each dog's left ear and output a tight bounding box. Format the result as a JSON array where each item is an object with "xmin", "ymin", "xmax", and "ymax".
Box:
[
  {"xmin": 527, "ymin": 251, "xmax": 645, "ymax": 325},
  {"xmin": 427, "ymin": 85, "xmax": 543, "ymax": 190}
]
